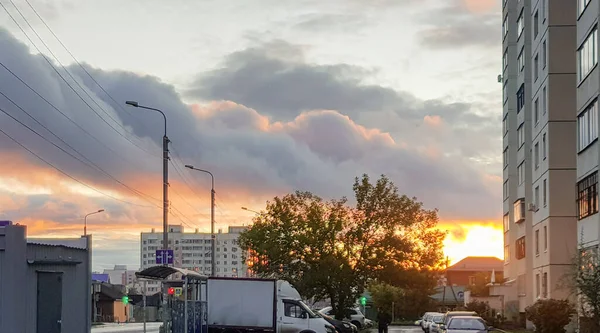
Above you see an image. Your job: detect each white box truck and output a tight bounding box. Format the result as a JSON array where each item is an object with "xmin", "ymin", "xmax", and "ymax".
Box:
[{"xmin": 207, "ymin": 277, "xmax": 334, "ymax": 333}]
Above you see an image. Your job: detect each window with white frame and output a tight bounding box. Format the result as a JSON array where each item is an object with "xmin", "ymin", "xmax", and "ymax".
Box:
[
  {"xmin": 534, "ymin": 143, "xmax": 540, "ymax": 169},
  {"xmin": 517, "ymin": 10, "xmax": 524, "ymax": 38},
  {"xmin": 504, "ymin": 245, "xmax": 510, "ymax": 263},
  {"xmin": 543, "ymin": 178, "xmax": 547, "ymax": 207},
  {"xmin": 517, "ymin": 84, "xmax": 525, "ymax": 112},
  {"xmin": 503, "ymin": 14, "xmax": 509, "ymax": 39},
  {"xmin": 503, "ymin": 114, "xmax": 508, "ymax": 136},
  {"xmin": 518, "ymin": 47, "xmax": 525, "ymax": 71},
  {"xmin": 542, "ymin": 133, "xmax": 546, "ymax": 159},
  {"xmin": 543, "ymin": 225, "xmax": 547, "ymax": 250},
  {"xmin": 534, "ymin": 98, "xmax": 539, "ymax": 124},
  {"xmin": 534, "ymin": 11, "xmax": 539, "ymax": 38},
  {"xmin": 503, "ymin": 147, "xmax": 509, "ymax": 168},
  {"xmin": 579, "ymin": 0, "xmax": 591, "ymax": 16},
  {"xmin": 503, "ymin": 213, "xmax": 510, "ymax": 232},
  {"xmin": 535, "ymin": 186, "xmax": 540, "ymax": 209},
  {"xmin": 535, "ymin": 229, "xmax": 540, "ymax": 255},
  {"xmin": 518, "ymin": 124, "xmax": 525, "ymax": 147},
  {"xmin": 542, "ymin": 86, "xmax": 547, "ymax": 114},
  {"xmin": 503, "ymin": 180, "xmax": 509, "ymax": 200},
  {"xmin": 503, "ymin": 48, "xmax": 508, "ymax": 71},
  {"xmin": 578, "ymin": 27, "xmax": 597, "ymax": 82},
  {"xmin": 578, "ymin": 99, "xmax": 598, "ymax": 151},
  {"xmin": 518, "ymin": 162, "xmax": 525, "ymax": 185},
  {"xmin": 534, "ymin": 54, "xmax": 539, "ymax": 81},
  {"xmin": 542, "ymin": 40, "xmax": 547, "ymax": 68}
]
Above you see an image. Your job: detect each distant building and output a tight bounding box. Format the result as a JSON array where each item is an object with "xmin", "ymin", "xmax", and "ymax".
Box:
[
  {"xmin": 103, "ymin": 264, "xmax": 128, "ymax": 284},
  {"xmin": 139, "ymin": 225, "xmax": 250, "ymax": 294},
  {"xmin": 445, "ymin": 256, "xmax": 504, "ymax": 287}
]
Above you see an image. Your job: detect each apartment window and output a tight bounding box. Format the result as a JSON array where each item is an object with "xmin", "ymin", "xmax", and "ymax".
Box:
[
  {"xmin": 514, "ymin": 199, "xmax": 525, "ymax": 223},
  {"xmin": 542, "ymin": 86, "xmax": 547, "ymax": 114},
  {"xmin": 503, "ymin": 14, "xmax": 508, "ymax": 39},
  {"xmin": 534, "ymin": 11, "xmax": 539, "ymax": 38},
  {"xmin": 536, "ymin": 274, "xmax": 540, "ymax": 297},
  {"xmin": 517, "ymin": 10, "xmax": 524, "ymax": 38},
  {"xmin": 517, "ymin": 84, "xmax": 525, "ymax": 113},
  {"xmin": 543, "ymin": 179, "xmax": 547, "ymax": 207},
  {"xmin": 518, "ymin": 124, "xmax": 525, "ymax": 148},
  {"xmin": 534, "ymin": 143, "xmax": 540, "ymax": 169},
  {"xmin": 534, "ymin": 98, "xmax": 539, "ymax": 124},
  {"xmin": 518, "ymin": 47, "xmax": 525, "ymax": 72},
  {"xmin": 503, "ymin": 79, "xmax": 508, "ymax": 103},
  {"xmin": 518, "ymin": 162, "xmax": 525, "ymax": 185},
  {"xmin": 542, "ymin": 133, "xmax": 546, "ymax": 159},
  {"xmin": 535, "ymin": 229, "xmax": 540, "ymax": 256},
  {"xmin": 534, "ymin": 55, "xmax": 539, "ymax": 81},
  {"xmin": 541, "ymin": 0, "xmax": 546, "ymax": 21},
  {"xmin": 577, "ymin": 171, "xmax": 599, "ymax": 220},
  {"xmin": 578, "ymin": 99, "xmax": 598, "ymax": 151},
  {"xmin": 503, "ymin": 180, "xmax": 509, "ymax": 200},
  {"xmin": 579, "ymin": 0, "xmax": 591, "ymax": 15},
  {"xmin": 543, "ymin": 225, "xmax": 548, "ymax": 251},
  {"xmin": 503, "ymin": 114, "xmax": 508, "ymax": 136},
  {"xmin": 503, "ymin": 213, "xmax": 510, "ymax": 232},
  {"xmin": 578, "ymin": 27, "xmax": 598, "ymax": 82},
  {"xmin": 503, "ymin": 147, "xmax": 509, "ymax": 168},
  {"xmin": 535, "ymin": 186, "xmax": 540, "ymax": 209},
  {"xmin": 504, "ymin": 245, "xmax": 510, "ymax": 263},
  {"xmin": 516, "ymin": 236, "xmax": 526, "ymax": 260},
  {"xmin": 542, "ymin": 272, "xmax": 548, "ymax": 297},
  {"xmin": 542, "ymin": 40, "xmax": 547, "ymax": 68},
  {"xmin": 503, "ymin": 48, "xmax": 508, "ymax": 71}
]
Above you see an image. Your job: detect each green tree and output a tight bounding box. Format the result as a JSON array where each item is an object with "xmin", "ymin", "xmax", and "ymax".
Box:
[
  {"xmin": 465, "ymin": 300, "xmax": 504, "ymax": 327},
  {"xmin": 238, "ymin": 174, "xmax": 446, "ymax": 319},
  {"xmin": 525, "ymin": 299, "xmax": 575, "ymax": 333}
]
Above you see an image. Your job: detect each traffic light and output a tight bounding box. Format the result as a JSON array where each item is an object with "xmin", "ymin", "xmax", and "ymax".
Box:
[
  {"xmin": 122, "ymin": 296, "xmax": 129, "ymax": 305},
  {"xmin": 360, "ymin": 296, "xmax": 366, "ymax": 306},
  {"xmin": 168, "ymin": 287, "xmax": 175, "ymax": 295}
]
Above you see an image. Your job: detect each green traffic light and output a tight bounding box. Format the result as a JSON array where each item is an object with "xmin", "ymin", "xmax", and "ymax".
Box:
[
  {"xmin": 360, "ymin": 297, "xmax": 366, "ymax": 305},
  {"xmin": 122, "ymin": 296, "xmax": 129, "ymax": 304}
]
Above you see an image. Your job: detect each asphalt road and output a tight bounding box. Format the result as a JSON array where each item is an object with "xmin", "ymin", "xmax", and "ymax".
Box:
[
  {"xmin": 372, "ymin": 326, "xmax": 422, "ymax": 333},
  {"xmin": 91, "ymin": 322, "xmax": 162, "ymax": 333}
]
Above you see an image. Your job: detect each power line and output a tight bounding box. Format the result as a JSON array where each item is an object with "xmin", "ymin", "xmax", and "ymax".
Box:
[
  {"xmin": 0, "ymin": 0, "xmax": 159, "ymax": 158},
  {"xmin": 22, "ymin": 0, "xmax": 156, "ymax": 138}
]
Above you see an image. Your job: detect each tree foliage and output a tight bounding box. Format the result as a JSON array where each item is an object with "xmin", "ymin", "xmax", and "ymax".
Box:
[
  {"xmin": 525, "ymin": 299, "xmax": 575, "ymax": 333},
  {"xmin": 465, "ymin": 300, "xmax": 504, "ymax": 327},
  {"xmin": 466, "ymin": 272, "xmax": 503, "ymax": 297},
  {"xmin": 238, "ymin": 174, "xmax": 446, "ymax": 319}
]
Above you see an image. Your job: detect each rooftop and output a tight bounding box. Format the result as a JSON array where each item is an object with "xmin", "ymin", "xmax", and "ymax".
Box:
[{"xmin": 447, "ymin": 256, "xmax": 503, "ymax": 272}]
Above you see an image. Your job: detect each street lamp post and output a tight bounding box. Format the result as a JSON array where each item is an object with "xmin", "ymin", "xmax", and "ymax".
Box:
[
  {"xmin": 185, "ymin": 165, "xmax": 216, "ymax": 277},
  {"xmin": 241, "ymin": 207, "xmax": 260, "ymax": 215},
  {"xmin": 84, "ymin": 209, "xmax": 104, "ymax": 236},
  {"xmin": 125, "ymin": 101, "xmax": 169, "ymax": 253}
]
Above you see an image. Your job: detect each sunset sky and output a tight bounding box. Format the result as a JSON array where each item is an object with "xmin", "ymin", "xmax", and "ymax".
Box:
[{"xmin": 0, "ymin": 0, "xmax": 502, "ymax": 271}]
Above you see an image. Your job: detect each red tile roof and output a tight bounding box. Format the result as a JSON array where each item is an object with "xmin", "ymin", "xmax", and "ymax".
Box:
[{"xmin": 447, "ymin": 256, "xmax": 503, "ymax": 272}]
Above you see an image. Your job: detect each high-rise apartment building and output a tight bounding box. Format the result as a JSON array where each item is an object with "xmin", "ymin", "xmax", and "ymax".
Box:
[
  {"xmin": 496, "ymin": 0, "xmax": 577, "ymax": 326},
  {"xmin": 139, "ymin": 225, "xmax": 250, "ymax": 294}
]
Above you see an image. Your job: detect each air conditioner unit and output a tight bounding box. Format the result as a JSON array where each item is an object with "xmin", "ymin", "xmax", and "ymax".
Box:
[{"xmin": 528, "ymin": 203, "xmax": 538, "ymax": 212}]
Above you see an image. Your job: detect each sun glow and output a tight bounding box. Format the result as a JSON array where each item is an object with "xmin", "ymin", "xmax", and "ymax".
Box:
[{"xmin": 442, "ymin": 223, "xmax": 504, "ymax": 266}]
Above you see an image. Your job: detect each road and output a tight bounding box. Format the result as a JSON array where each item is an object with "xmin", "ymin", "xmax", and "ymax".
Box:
[
  {"xmin": 91, "ymin": 322, "xmax": 162, "ymax": 333},
  {"xmin": 371, "ymin": 327, "xmax": 421, "ymax": 333}
]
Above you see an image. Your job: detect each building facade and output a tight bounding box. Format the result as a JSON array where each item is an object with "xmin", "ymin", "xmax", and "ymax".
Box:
[
  {"xmin": 576, "ymin": 0, "xmax": 600, "ymax": 252},
  {"xmin": 498, "ymin": 0, "xmax": 578, "ymax": 326},
  {"xmin": 140, "ymin": 225, "xmax": 250, "ymax": 294}
]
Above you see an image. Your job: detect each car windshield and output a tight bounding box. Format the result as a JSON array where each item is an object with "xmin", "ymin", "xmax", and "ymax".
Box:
[
  {"xmin": 433, "ymin": 315, "xmax": 443, "ymax": 323},
  {"xmin": 298, "ymin": 301, "xmax": 318, "ymax": 318},
  {"xmin": 448, "ymin": 318, "xmax": 485, "ymax": 330}
]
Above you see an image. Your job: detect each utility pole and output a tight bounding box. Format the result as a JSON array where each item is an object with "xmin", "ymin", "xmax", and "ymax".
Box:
[
  {"xmin": 185, "ymin": 165, "xmax": 216, "ymax": 276},
  {"xmin": 143, "ymin": 280, "xmax": 147, "ymax": 333}
]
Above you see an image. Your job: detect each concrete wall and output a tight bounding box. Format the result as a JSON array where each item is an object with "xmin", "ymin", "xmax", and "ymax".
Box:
[{"xmin": 0, "ymin": 224, "xmax": 28, "ymax": 333}]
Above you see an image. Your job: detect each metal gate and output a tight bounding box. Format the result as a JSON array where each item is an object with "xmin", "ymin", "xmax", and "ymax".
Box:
[{"xmin": 171, "ymin": 300, "xmax": 208, "ymax": 333}]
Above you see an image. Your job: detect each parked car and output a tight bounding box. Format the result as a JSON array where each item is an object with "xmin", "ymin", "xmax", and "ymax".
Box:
[
  {"xmin": 314, "ymin": 311, "xmax": 357, "ymax": 333},
  {"xmin": 422, "ymin": 312, "xmax": 443, "ymax": 333},
  {"xmin": 363, "ymin": 318, "xmax": 373, "ymax": 328},
  {"xmin": 420, "ymin": 312, "xmax": 439, "ymax": 331},
  {"xmin": 441, "ymin": 311, "xmax": 477, "ymax": 327},
  {"xmin": 318, "ymin": 307, "xmax": 366, "ymax": 329},
  {"xmin": 428, "ymin": 314, "xmax": 445, "ymax": 333},
  {"xmin": 438, "ymin": 316, "xmax": 495, "ymax": 332}
]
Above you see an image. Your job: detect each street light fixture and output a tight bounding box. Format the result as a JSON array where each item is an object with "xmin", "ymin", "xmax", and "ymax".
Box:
[
  {"xmin": 125, "ymin": 100, "xmax": 169, "ymax": 253},
  {"xmin": 84, "ymin": 209, "xmax": 104, "ymax": 236},
  {"xmin": 185, "ymin": 164, "xmax": 216, "ymax": 277},
  {"xmin": 241, "ymin": 207, "xmax": 260, "ymax": 214}
]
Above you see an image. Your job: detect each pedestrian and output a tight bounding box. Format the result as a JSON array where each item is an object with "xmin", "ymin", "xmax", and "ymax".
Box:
[{"xmin": 377, "ymin": 307, "xmax": 391, "ymax": 333}]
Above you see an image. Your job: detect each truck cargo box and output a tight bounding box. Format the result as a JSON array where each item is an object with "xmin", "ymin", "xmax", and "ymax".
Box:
[{"xmin": 208, "ymin": 277, "xmax": 277, "ymax": 330}]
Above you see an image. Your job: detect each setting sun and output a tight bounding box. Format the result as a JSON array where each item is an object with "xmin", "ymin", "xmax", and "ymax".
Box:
[{"xmin": 441, "ymin": 222, "xmax": 504, "ymax": 266}]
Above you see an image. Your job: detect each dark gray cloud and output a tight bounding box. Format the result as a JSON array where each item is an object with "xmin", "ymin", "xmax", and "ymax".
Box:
[
  {"xmin": 416, "ymin": 0, "xmax": 501, "ymax": 49},
  {"xmin": 0, "ymin": 27, "xmax": 500, "ymax": 232}
]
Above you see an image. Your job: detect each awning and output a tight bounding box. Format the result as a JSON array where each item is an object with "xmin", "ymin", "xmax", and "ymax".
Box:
[{"xmin": 135, "ymin": 266, "xmax": 208, "ymax": 281}]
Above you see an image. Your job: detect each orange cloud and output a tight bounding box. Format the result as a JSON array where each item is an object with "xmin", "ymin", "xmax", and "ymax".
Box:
[{"xmin": 462, "ymin": 0, "xmax": 496, "ymax": 13}]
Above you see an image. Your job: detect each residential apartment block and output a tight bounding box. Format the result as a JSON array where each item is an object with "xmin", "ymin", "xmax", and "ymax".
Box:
[
  {"xmin": 496, "ymin": 0, "xmax": 578, "ymax": 326},
  {"xmin": 140, "ymin": 225, "xmax": 250, "ymax": 294},
  {"xmin": 576, "ymin": 0, "xmax": 600, "ymax": 245}
]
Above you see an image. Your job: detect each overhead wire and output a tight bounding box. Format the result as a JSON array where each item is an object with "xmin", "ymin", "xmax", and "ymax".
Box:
[{"xmin": 0, "ymin": 0, "xmax": 159, "ymax": 159}]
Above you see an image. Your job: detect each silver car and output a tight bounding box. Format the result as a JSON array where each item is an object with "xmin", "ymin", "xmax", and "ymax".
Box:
[{"xmin": 439, "ymin": 316, "xmax": 494, "ymax": 333}]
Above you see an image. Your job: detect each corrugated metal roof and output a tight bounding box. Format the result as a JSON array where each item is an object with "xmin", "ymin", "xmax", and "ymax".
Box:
[
  {"xmin": 27, "ymin": 238, "xmax": 88, "ymax": 250},
  {"xmin": 136, "ymin": 266, "xmax": 207, "ymax": 281}
]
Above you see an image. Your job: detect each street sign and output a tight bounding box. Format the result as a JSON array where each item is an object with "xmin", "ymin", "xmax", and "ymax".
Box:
[
  {"xmin": 155, "ymin": 249, "xmax": 174, "ymax": 265},
  {"xmin": 174, "ymin": 287, "xmax": 182, "ymax": 297},
  {"xmin": 0, "ymin": 221, "xmax": 12, "ymax": 227}
]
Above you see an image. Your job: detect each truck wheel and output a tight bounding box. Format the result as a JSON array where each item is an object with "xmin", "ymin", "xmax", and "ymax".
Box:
[{"xmin": 351, "ymin": 321, "xmax": 362, "ymax": 329}]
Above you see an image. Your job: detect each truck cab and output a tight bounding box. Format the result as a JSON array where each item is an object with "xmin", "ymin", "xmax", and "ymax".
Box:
[{"xmin": 277, "ymin": 281, "xmax": 334, "ymax": 333}]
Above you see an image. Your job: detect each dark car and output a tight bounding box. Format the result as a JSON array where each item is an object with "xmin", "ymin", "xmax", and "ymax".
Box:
[
  {"xmin": 439, "ymin": 316, "xmax": 495, "ymax": 333},
  {"xmin": 314, "ymin": 311, "xmax": 357, "ymax": 333}
]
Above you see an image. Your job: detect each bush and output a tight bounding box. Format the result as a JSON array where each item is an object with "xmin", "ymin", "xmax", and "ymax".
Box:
[
  {"xmin": 465, "ymin": 300, "xmax": 505, "ymax": 327},
  {"xmin": 525, "ymin": 299, "xmax": 575, "ymax": 333}
]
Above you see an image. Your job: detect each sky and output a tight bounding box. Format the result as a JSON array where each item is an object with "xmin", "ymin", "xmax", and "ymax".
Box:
[{"xmin": 0, "ymin": 0, "xmax": 502, "ymax": 271}]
